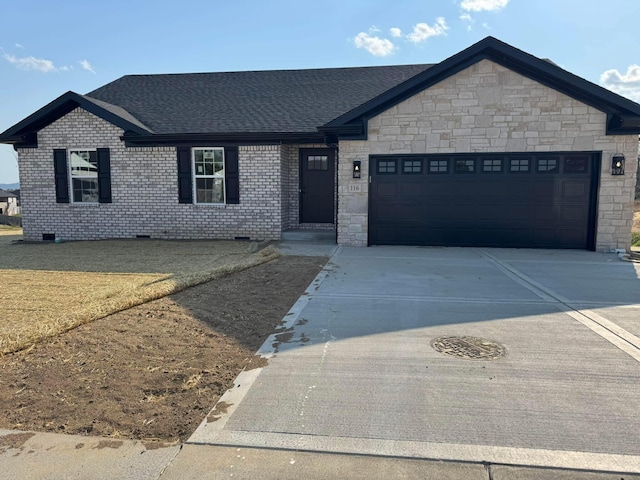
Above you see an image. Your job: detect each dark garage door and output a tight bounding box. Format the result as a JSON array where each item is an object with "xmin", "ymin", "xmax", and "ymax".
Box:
[{"xmin": 369, "ymin": 153, "xmax": 599, "ymax": 249}]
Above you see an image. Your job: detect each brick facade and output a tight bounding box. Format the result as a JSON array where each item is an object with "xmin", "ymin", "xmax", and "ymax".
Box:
[
  {"xmin": 18, "ymin": 108, "xmax": 286, "ymax": 242},
  {"xmin": 338, "ymin": 60, "xmax": 639, "ymax": 251}
]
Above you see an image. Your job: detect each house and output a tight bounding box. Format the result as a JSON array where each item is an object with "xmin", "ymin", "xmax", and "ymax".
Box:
[
  {"xmin": 0, "ymin": 189, "xmax": 19, "ymax": 216},
  {"xmin": 1, "ymin": 36, "xmax": 639, "ymax": 250}
]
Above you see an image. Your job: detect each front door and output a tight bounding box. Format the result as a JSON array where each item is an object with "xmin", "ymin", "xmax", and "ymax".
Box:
[{"xmin": 300, "ymin": 148, "xmax": 335, "ymax": 223}]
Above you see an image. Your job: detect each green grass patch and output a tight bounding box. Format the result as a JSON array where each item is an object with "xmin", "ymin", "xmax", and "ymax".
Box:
[{"xmin": 632, "ymin": 232, "xmax": 640, "ymax": 247}]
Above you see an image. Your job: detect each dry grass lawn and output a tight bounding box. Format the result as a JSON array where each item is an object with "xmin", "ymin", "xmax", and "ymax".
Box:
[
  {"xmin": 0, "ymin": 225, "xmax": 22, "ymax": 236},
  {"xmin": 0, "ymin": 233, "xmax": 279, "ymax": 354}
]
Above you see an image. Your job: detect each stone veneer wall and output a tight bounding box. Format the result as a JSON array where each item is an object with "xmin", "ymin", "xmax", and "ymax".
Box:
[
  {"xmin": 338, "ymin": 59, "xmax": 639, "ymax": 250},
  {"xmin": 18, "ymin": 108, "xmax": 283, "ymax": 241}
]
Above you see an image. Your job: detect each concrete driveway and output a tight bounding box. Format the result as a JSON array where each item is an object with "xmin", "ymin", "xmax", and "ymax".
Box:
[{"xmin": 189, "ymin": 247, "xmax": 640, "ymax": 474}]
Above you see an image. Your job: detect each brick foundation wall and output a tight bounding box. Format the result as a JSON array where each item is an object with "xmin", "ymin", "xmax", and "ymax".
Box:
[
  {"xmin": 338, "ymin": 59, "xmax": 639, "ymax": 250},
  {"xmin": 18, "ymin": 108, "xmax": 283, "ymax": 242}
]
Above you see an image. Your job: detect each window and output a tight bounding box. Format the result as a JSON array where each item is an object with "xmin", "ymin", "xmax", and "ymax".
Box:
[
  {"xmin": 69, "ymin": 150, "xmax": 99, "ymax": 202},
  {"xmin": 377, "ymin": 159, "xmax": 397, "ymax": 174},
  {"xmin": 428, "ymin": 159, "xmax": 448, "ymax": 173},
  {"xmin": 177, "ymin": 146, "xmax": 238, "ymax": 205},
  {"xmin": 308, "ymin": 155, "xmax": 328, "ymax": 171},
  {"xmin": 53, "ymin": 148, "xmax": 111, "ymax": 204},
  {"xmin": 509, "ymin": 159, "xmax": 530, "ymax": 172},
  {"xmin": 482, "ymin": 159, "xmax": 502, "ymax": 173},
  {"xmin": 537, "ymin": 158, "xmax": 559, "ymax": 173},
  {"xmin": 564, "ymin": 156, "xmax": 588, "ymax": 173},
  {"xmin": 455, "ymin": 159, "xmax": 475, "ymax": 173},
  {"xmin": 193, "ymin": 148, "xmax": 225, "ymax": 204},
  {"xmin": 403, "ymin": 159, "xmax": 422, "ymax": 174}
]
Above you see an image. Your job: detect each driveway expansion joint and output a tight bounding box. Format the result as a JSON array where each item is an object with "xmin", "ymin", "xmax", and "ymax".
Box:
[{"xmin": 478, "ymin": 249, "xmax": 640, "ymax": 362}]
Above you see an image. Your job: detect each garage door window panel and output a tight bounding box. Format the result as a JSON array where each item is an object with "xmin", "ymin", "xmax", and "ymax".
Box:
[
  {"xmin": 563, "ymin": 156, "xmax": 589, "ymax": 174},
  {"xmin": 428, "ymin": 159, "xmax": 449, "ymax": 174},
  {"xmin": 377, "ymin": 160, "xmax": 397, "ymax": 174},
  {"xmin": 455, "ymin": 159, "xmax": 475, "ymax": 173},
  {"xmin": 537, "ymin": 158, "xmax": 559, "ymax": 173},
  {"xmin": 482, "ymin": 159, "xmax": 502, "ymax": 173},
  {"xmin": 402, "ymin": 159, "xmax": 423, "ymax": 174},
  {"xmin": 510, "ymin": 159, "xmax": 530, "ymax": 173}
]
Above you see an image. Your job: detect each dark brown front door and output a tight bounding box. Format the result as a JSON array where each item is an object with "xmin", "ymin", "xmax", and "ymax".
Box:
[{"xmin": 300, "ymin": 148, "xmax": 335, "ymax": 223}]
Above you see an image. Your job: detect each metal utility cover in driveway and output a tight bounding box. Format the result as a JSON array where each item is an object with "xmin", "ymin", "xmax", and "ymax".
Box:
[{"xmin": 191, "ymin": 247, "xmax": 640, "ymax": 473}]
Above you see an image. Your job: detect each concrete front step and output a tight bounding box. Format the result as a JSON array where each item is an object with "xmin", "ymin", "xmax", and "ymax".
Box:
[{"xmin": 281, "ymin": 229, "xmax": 335, "ymax": 242}]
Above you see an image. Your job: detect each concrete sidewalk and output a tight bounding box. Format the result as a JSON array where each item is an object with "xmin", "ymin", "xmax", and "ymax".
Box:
[
  {"xmin": 1, "ymin": 429, "xmax": 639, "ymax": 479},
  {"xmin": 2, "ymin": 246, "xmax": 639, "ymax": 479}
]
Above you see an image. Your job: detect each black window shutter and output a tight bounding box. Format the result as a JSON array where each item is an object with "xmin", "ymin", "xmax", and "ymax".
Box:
[
  {"xmin": 97, "ymin": 148, "xmax": 112, "ymax": 203},
  {"xmin": 53, "ymin": 149, "xmax": 70, "ymax": 203},
  {"xmin": 225, "ymin": 146, "xmax": 239, "ymax": 204},
  {"xmin": 177, "ymin": 146, "xmax": 193, "ymax": 204}
]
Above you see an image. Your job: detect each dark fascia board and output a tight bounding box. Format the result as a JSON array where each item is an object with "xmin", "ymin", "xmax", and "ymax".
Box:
[
  {"xmin": 321, "ymin": 36, "xmax": 640, "ymax": 135},
  {"xmin": 0, "ymin": 91, "xmax": 151, "ymax": 146},
  {"xmin": 607, "ymin": 113, "xmax": 640, "ymax": 134},
  {"xmin": 122, "ymin": 131, "xmax": 326, "ymax": 147}
]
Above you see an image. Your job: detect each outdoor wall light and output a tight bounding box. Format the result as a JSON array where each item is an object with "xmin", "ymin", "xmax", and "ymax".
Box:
[
  {"xmin": 353, "ymin": 160, "xmax": 362, "ymax": 179},
  {"xmin": 611, "ymin": 153, "xmax": 625, "ymax": 175}
]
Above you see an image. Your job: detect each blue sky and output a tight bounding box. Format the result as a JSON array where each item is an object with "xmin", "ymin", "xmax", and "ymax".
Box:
[{"xmin": 1, "ymin": 0, "xmax": 639, "ymax": 183}]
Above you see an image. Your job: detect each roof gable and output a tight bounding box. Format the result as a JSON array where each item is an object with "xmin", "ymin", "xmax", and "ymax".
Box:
[
  {"xmin": 0, "ymin": 92, "xmax": 151, "ymax": 146},
  {"xmin": 321, "ymin": 36, "xmax": 640, "ymax": 136}
]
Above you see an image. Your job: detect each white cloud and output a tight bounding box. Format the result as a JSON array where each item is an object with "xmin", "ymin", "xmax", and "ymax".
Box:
[
  {"xmin": 460, "ymin": 12, "xmax": 475, "ymax": 31},
  {"xmin": 80, "ymin": 59, "xmax": 96, "ymax": 74},
  {"xmin": 406, "ymin": 17, "xmax": 448, "ymax": 44},
  {"xmin": 2, "ymin": 53, "xmax": 56, "ymax": 72},
  {"xmin": 15, "ymin": 43, "xmax": 24, "ymax": 49},
  {"xmin": 460, "ymin": 0, "xmax": 509, "ymax": 12},
  {"xmin": 354, "ymin": 32, "xmax": 396, "ymax": 57},
  {"xmin": 390, "ymin": 27, "xmax": 402, "ymax": 38},
  {"xmin": 600, "ymin": 65, "xmax": 640, "ymax": 102}
]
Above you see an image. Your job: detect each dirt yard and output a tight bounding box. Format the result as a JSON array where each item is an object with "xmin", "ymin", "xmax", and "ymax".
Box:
[
  {"xmin": 0, "ymin": 255, "xmax": 326, "ymax": 445},
  {"xmin": 0, "ymin": 235, "xmax": 280, "ymax": 354},
  {"xmin": 634, "ymin": 200, "xmax": 640, "ymax": 232}
]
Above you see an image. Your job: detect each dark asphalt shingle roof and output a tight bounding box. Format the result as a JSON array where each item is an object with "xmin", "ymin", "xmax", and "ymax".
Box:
[
  {"xmin": 80, "ymin": 96, "xmax": 153, "ymax": 132},
  {"xmin": 86, "ymin": 64, "xmax": 433, "ymax": 135},
  {"xmin": 0, "ymin": 189, "xmax": 17, "ymax": 198}
]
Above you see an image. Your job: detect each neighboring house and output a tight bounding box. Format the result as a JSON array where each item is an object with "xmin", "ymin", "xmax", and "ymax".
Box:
[
  {"xmin": 1, "ymin": 37, "xmax": 639, "ymax": 250},
  {"xmin": 0, "ymin": 189, "xmax": 19, "ymax": 216}
]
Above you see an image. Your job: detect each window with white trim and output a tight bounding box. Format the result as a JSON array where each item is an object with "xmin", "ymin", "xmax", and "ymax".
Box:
[
  {"xmin": 69, "ymin": 149, "xmax": 99, "ymax": 203},
  {"xmin": 193, "ymin": 147, "xmax": 225, "ymax": 204}
]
